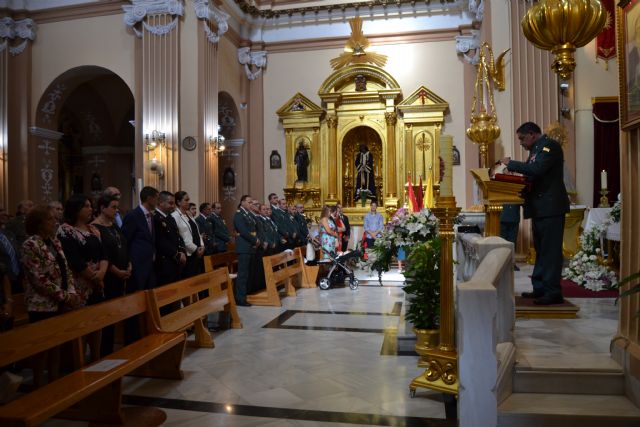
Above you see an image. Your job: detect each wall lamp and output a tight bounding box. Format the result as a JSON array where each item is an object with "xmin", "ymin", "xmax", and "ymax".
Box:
[
  {"xmin": 145, "ymin": 130, "xmax": 166, "ymax": 151},
  {"xmin": 210, "ymin": 133, "xmax": 226, "ymax": 155}
]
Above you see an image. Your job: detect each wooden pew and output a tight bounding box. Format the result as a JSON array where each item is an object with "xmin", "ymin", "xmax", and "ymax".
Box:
[
  {"xmin": 204, "ymin": 251, "xmax": 238, "ymax": 279},
  {"xmin": 296, "ymin": 246, "xmax": 318, "ymax": 289},
  {"xmin": 146, "ymin": 267, "xmax": 242, "ymax": 348},
  {"xmin": 2, "ymin": 276, "xmax": 27, "ymax": 328},
  {"xmin": 0, "ymin": 292, "xmax": 186, "ymax": 427},
  {"xmin": 247, "ymin": 249, "xmax": 304, "ymax": 306}
]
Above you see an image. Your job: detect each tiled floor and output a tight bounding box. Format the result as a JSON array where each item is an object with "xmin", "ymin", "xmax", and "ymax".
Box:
[{"xmin": 41, "ymin": 263, "xmax": 621, "ymax": 426}]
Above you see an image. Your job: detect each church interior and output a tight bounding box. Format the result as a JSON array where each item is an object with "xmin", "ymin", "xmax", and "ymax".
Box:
[{"xmin": 1, "ymin": 0, "xmax": 640, "ymax": 426}]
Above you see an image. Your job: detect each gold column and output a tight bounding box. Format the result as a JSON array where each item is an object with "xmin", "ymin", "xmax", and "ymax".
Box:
[
  {"xmin": 312, "ymin": 127, "xmax": 320, "ymax": 184},
  {"xmin": 484, "ymin": 203, "xmax": 503, "ymax": 237},
  {"xmin": 411, "ymin": 195, "xmax": 461, "ymax": 396},
  {"xmin": 326, "ymin": 114, "xmax": 338, "ymax": 202},
  {"xmin": 385, "ymin": 112, "xmax": 397, "ymax": 198}
]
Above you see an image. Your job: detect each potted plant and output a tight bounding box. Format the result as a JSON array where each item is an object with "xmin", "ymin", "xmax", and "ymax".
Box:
[{"xmin": 403, "ymin": 238, "xmax": 441, "ymax": 350}]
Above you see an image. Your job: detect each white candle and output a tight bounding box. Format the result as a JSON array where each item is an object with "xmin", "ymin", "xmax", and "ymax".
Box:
[
  {"xmin": 601, "ymin": 170, "xmax": 607, "ymax": 190},
  {"xmin": 439, "ymin": 135, "xmax": 453, "ymax": 197},
  {"xmin": 137, "ymin": 178, "xmax": 143, "ymax": 196}
]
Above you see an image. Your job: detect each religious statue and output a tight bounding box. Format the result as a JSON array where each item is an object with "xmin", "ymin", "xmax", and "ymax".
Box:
[
  {"xmin": 355, "ymin": 144, "xmax": 376, "ymax": 200},
  {"xmin": 294, "ymin": 141, "xmax": 310, "ymax": 182},
  {"xmin": 355, "ymin": 74, "xmax": 367, "ymax": 92}
]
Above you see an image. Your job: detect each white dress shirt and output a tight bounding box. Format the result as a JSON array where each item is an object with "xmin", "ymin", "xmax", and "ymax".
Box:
[{"xmin": 171, "ymin": 209, "xmax": 201, "ymax": 255}]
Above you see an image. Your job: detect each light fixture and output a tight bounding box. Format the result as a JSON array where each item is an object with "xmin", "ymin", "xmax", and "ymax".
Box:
[
  {"xmin": 559, "ymin": 81, "xmax": 570, "ymax": 117},
  {"xmin": 210, "ymin": 126, "xmax": 226, "ymax": 155},
  {"xmin": 521, "ymin": 0, "xmax": 607, "ymax": 80},
  {"xmin": 149, "ymin": 156, "xmax": 164, "ymax": 177},
  {"xmin": 144, "ymin": 130, "xmax": 166, "ymax": 151}
]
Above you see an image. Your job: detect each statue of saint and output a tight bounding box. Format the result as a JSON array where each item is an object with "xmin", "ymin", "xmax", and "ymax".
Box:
[
  {"xmin": 294, "ymin": 141, "xmax": 310, "ymax": 182},
  {"xmin": 355, "ymin": 144, "xmax": 376, "ymax": 200}
]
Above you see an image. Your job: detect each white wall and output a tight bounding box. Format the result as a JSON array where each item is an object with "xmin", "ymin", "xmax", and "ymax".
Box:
[
  {"xmin": 30, "ymin": 13, "xmax": 136, "ymax": 119},
  {"xmin": 574, "ymin": 40, "xmax": 619, "ymax": 207},
  {"xmin": 262, "ymin": 39, "xmax": 468, "ymax": 205}
]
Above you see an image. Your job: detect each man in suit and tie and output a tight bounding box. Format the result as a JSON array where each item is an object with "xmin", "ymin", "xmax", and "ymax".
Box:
[
  {"xmin": 196, "ymin": 203, "xmax": 216, "ymax": 255},
  {"xmin": 154, "ymin": 191, "xmax": 186, "ymax": 286},
  {"xmin": 501, "ymin": 122, "xmax": 570, "ymax": 305},
  {"xmin": 209, "ymin": 202, "xmax": 230, "ymax": 253},
  {"xmin": 336, "ymin": 203, "xmax": 350, "ymax": 252},
  {"xmin": 233, "ymin": 195, "xmax": 260, "ymax": 306},
  {"xmin": 122, "ymin": 186, "xmax": 159, "ymax": 292}
]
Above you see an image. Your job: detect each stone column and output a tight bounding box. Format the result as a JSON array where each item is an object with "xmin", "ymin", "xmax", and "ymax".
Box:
[
  {"xmin": 326, "ymin": 114, "xmax": 338, "ymax": 202},
  {"xmin": 385, "ymin": 112, "xmax": 397, "ymax": 198}
]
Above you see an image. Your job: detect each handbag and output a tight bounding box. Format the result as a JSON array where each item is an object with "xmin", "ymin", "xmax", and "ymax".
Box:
[{"xmin": 306, "ymin": 241, "xmax": 316, "ymax": 261}]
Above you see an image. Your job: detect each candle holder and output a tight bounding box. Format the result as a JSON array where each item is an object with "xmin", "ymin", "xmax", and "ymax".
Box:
[{"xmin": 598, "ymin": 189, "xmax": 610, "ymax": 208}]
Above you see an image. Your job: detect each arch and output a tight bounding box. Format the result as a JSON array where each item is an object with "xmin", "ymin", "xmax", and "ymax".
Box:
[
  {"xmin": 32, "ymin": 66, "xmax": 135, "ymax": 207},
  {"xmin": 218, "ymin": 91, "xmax": 241, "ymax": 140},
  {"xmin": 340, "ymin": 125, "xmax": 384, "ymax": 206},
  {"xmin": 318, "ymin": 64, "xmax": 401, "ymax": 95}
]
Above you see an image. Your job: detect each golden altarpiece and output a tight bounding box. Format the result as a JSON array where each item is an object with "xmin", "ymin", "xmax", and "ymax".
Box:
[{"xmin": 277, "ymin": 67, "xmax": 449, "ymax": 225}]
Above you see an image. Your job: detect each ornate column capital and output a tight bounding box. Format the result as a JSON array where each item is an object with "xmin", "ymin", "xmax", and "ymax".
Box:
[
  {"xmin": 194, "ymin": 0, "xmax": 229, "ymax": 44},
  {"xmin": 238, "ymin": 47, "xmax": 267, "ymax": 80},
  {"xmin": 122, "ymin": 0, "xmax": 185, "ymax": 38},
  {"xmin": 455, "ymin": 29, "xmax": 480, "ymax": 65},
  {"xmin": 468, "ymin": 0, "xmax": 484, "ymax": 22},
  {"xmin": 326, "ymin": 115, "xmax": 338, "ymax": 129},
  {"xmin": 385, "ymin": 112, "xmax": 397, "ymax": 126},
  {"xmin": 0, "ymin": 18, "xmax": 37, "ymax": 56}
]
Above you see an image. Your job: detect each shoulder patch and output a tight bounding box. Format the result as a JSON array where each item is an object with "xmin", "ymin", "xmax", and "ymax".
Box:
[{"xmin": 542, "ymin": 147, "xmax": 550, "ymax": 152}]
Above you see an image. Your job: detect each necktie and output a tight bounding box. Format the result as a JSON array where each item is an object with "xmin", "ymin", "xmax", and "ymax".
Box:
[
  {"xmin": 0, "ymin": 233, "xmax": 19, "ymax": 277},
  {"xmin": 146, "ymin": 212, "xmax": 153, "ymax": 234}
]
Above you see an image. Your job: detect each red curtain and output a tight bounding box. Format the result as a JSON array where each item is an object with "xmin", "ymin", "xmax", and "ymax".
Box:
[{"xmin": 592, "ymin": 101, "xmax": 620, "ymax": 207}]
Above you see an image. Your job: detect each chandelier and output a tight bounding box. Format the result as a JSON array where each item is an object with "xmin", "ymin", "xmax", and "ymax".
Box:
[{"xmin": 521, "ymin": 0, "xmax": 607, "ymax": 80}]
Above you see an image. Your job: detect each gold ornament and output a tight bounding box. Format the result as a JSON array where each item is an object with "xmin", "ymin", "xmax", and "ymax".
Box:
[
  {"xmin": 521, "ymin": 0, "xmax": 607, "ymax": 80},
  {"xmin": 330, "ymin": 17, "xmax": 387, "ymax": 70}
]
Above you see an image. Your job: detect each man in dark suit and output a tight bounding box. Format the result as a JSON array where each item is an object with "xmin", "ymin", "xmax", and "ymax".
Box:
[
  {"xmin": 209, "ymin": 202, "xmax": 230, "ymax": 253},
  {"xmin": 233, "ymin": 195, "xmax": 260, "ymax": 306},
  {"xmin": 294, "ymin": 204, "xmax": 310, "ymax": 247},
  {"xmin": 196, "ymin": 203, "xmax": 216, "ymax": 255},
  {"xmin": 269, "ymin": 194, "xmax": 295, "ymax": 250},
  {"xmin": 154, "ymin": 191, "xmax": 186, "ymax": 286},
  {"xmin": 337, "ymin": 203, "xmax": 350, "ymax": 252},
  {"xmin": 122, "ymin": 186, "xmax": 159, "ymax": 292},
  {"xmin": 501, "ymin": 122, "xmax": 570, "ymax": 305}
]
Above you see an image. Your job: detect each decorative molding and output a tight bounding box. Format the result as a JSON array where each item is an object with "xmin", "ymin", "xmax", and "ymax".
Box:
[
  {"xmin": 455, "ymin": 29, "xmax": 480, "ymax": 64},
  {"xmin": 29, "ymin": 126, "xmax": 64, "ymax": 140},
  {"xmin": 468, "ymin": 0, "xmax": 484, "ymax": 22},
  {"xmin": 122, "ymin": 0, "xmax": 185, "ymax": 38},
  {"xmin": 38, "ymin": 83, "xmax": 67, "ymax": 125},
  {"xmin": 193, "ymin": 0, "xmax": 229, "ymax": 44},
  {"xmin": 0, "ymin": 17, "xmax": 37, "ymax": 56},
  {"xmin": 237, "ymin": 46, "xmax": 267, "ymax": 80}
]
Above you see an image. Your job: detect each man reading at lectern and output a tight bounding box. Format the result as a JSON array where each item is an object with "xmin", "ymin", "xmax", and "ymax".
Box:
[
  {"xmin": 355, "ymin": 144, "xmax": 376, "ymax": 201},
  {"xmin": 500, "ymin": 122, "xmax": 569, "ymax": 306}
]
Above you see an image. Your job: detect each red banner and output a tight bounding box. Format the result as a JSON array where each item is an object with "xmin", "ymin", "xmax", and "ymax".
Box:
[{"xmin": 596, "ymin": 0, "xmax": 616, "ymax": 64}]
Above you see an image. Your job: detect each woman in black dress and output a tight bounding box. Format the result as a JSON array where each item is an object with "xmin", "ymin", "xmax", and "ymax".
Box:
[
  {"xmin": 57, "ymin": 194, "xmax": 107, "ymax": 360},
  {"xmin": 92, "ymin": 194, "xmax": 131, "ymax": 356}
]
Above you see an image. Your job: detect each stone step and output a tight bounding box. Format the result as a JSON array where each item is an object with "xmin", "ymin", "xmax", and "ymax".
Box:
[
  {"xmin": 498, "ymin": 393, "xmax": 640, "ymax": 427},
  {"xmin": 513, "ymin": 370, "xmax": 625, "ymax": 395}
]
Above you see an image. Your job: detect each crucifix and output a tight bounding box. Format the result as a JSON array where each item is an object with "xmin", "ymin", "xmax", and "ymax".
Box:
[
  {"xmin": 415, "ymin": 132, "xmax": 431, "ymax": 179},
  {"xmin": 89, "ymin": 155, "xmax": 106, "ymax": 170},
  {"xmin": 37, "ymin": 140, "xmax": 56, "ymax": 156}
]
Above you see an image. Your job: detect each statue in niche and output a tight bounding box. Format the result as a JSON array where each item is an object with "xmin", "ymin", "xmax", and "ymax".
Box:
[
  {"xmin": 355, "ymin": 143, "xmax": 376, "ymax": 200},
  {"xmin": 90, "ymin": 172, "xmax": 102, "ymax": 192},
  {"xmin": 222, "ymin": 167, "xmax": 235, "ymax": 187},
  {"xmin": 355, "ymin": 74, "xmax": 367, "ymax": 92},
  {"xmin": 294, "ymin": 140, "xmax": 310, "ymax": 182},
  {"xmin": 291, "ymin": 96, "xmax": 305, "ymax": 111}
]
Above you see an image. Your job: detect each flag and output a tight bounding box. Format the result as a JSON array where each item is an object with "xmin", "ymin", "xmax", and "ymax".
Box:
[
  {"xmin": 407, "ymin": 174, "xmax": 419, "ymax": 213},
  {"xmin": 416, "ymin": 175, "xmax": 424, "ymax": 211},
  {"xmin": 596, "ymin": 0, "xmax": 616, "ymax": 69},
  {"xmin": 425, "ymin": 168, "xmax": 435, "ymax": 208}
]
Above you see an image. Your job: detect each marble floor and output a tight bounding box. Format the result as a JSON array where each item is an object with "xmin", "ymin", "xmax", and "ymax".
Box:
[{"xmin": 41, "ymin": 263, "xmax": 621, "ymax": 426}]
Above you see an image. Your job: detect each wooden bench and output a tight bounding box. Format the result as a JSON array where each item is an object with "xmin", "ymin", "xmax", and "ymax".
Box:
[
  {"xmin": 204, "ymin": 251, "xmax": 238, "ymax": 279},
  {"xmin": 296, "ymin": 246, "xmax": 318, "ymax": 289},
  {"xmin": 146, "ymin": 267, "xmax": 242, "ymax": 348},
  {"xmin": 247, "ymin": 249, "xmax": 305, "ymax": 306},
  {"xmin": 2, "ymin": 277, "xmax": 28, "ymax": 328},
  {"xmin": 0, "ymin": 292, "xmax": 186, "ymax": 427}
]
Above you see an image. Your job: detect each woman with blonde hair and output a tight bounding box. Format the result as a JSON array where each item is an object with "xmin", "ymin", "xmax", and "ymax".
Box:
[{"xmin": 319, "ymin": 205, "xmax": 339, "ymax": 260}]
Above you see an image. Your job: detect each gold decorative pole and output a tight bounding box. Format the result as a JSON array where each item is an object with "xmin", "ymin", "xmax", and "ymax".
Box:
[
  {"xmin": 326, "ymin": 114, "xmax": 338, "ymax": 202},
  {"xmin": 385, "ymin": 112, "xmax": 397, "ymax": 198},
  {"xmin": 521, "ymin": 0, "xmax": 606, "ymax": 80},
  {"xmin": 410, "ymin": 135, "xmax": 460, "ymax": 396}
]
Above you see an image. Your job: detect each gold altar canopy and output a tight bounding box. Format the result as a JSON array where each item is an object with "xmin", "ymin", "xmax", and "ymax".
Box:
[{"xmin": 277, "ymin": 18, "xmax": 449, "ymax": 223}]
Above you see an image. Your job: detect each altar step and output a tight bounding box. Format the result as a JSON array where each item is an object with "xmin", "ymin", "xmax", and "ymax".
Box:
[{"xmin": 498, "ymin": 354, "xmax": 640, "ymax": 426}]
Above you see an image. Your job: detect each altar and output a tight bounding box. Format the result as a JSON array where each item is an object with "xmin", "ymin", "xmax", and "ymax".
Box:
[{"xmin": 275, "ymin": 18, "xmax": 450, "ymax": 224}]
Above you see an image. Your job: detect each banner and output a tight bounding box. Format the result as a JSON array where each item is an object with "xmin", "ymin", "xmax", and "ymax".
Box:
[{"xmin": 596, "ymin": 0, "xmax": 616, "ymax": 68}]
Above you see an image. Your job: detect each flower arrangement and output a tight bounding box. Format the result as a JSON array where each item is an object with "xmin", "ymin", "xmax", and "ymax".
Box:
[
  {"xmin": 563, "ymin": 201, "xmax": 621, "ymax": 292},
  {"xmin": 365, "ymin": 208, "xmax": 439, "ymax": 280}
]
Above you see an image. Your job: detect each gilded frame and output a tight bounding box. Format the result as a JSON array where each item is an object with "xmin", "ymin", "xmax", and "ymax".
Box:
[{"xmin": 618, "ymin": 0, "xmax": 640, "ymax": 129}]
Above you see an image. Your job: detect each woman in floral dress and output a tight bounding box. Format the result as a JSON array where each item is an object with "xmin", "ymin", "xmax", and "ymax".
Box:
[{"xmin": 319, "ymin": 205, "xmax": 339, "ymax": 260}]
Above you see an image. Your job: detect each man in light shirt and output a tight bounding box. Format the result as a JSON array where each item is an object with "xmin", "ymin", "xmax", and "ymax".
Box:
[{"xmin": 363, "ymin": 201, "xmax": 384, "ymax": 249}]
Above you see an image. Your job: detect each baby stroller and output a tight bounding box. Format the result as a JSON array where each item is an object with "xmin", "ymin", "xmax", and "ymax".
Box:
[{"xmin": 306, "ymin": 239, "xmax": 360, "ymax": 290}]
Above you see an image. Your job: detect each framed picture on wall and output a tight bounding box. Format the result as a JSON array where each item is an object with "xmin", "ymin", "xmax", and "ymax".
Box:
[
  {"xmin": 618, "ymin": 0, "xmax": 640, "ymax": 129},
  {"xmin": 270, "ymin": 150, "xmax": 282, "ymax": 169}
]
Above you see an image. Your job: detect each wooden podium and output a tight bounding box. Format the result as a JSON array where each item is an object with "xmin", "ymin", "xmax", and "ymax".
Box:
[{"xmin": 469, "ymin": 169, "xmax": 525, "ymax": 237}]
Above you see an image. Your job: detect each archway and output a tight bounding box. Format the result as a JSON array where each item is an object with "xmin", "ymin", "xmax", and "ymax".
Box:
[
  {"xmin": 217, "ymin": 91, "xmax": 242, "ymax": 221},
  {"xmin": 341, "ymin": 126, "xmax": 383, "ymax": 207},
  {"xmin": 34, "ymin": 66, "xmax": 135, "ymax": 210}
]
